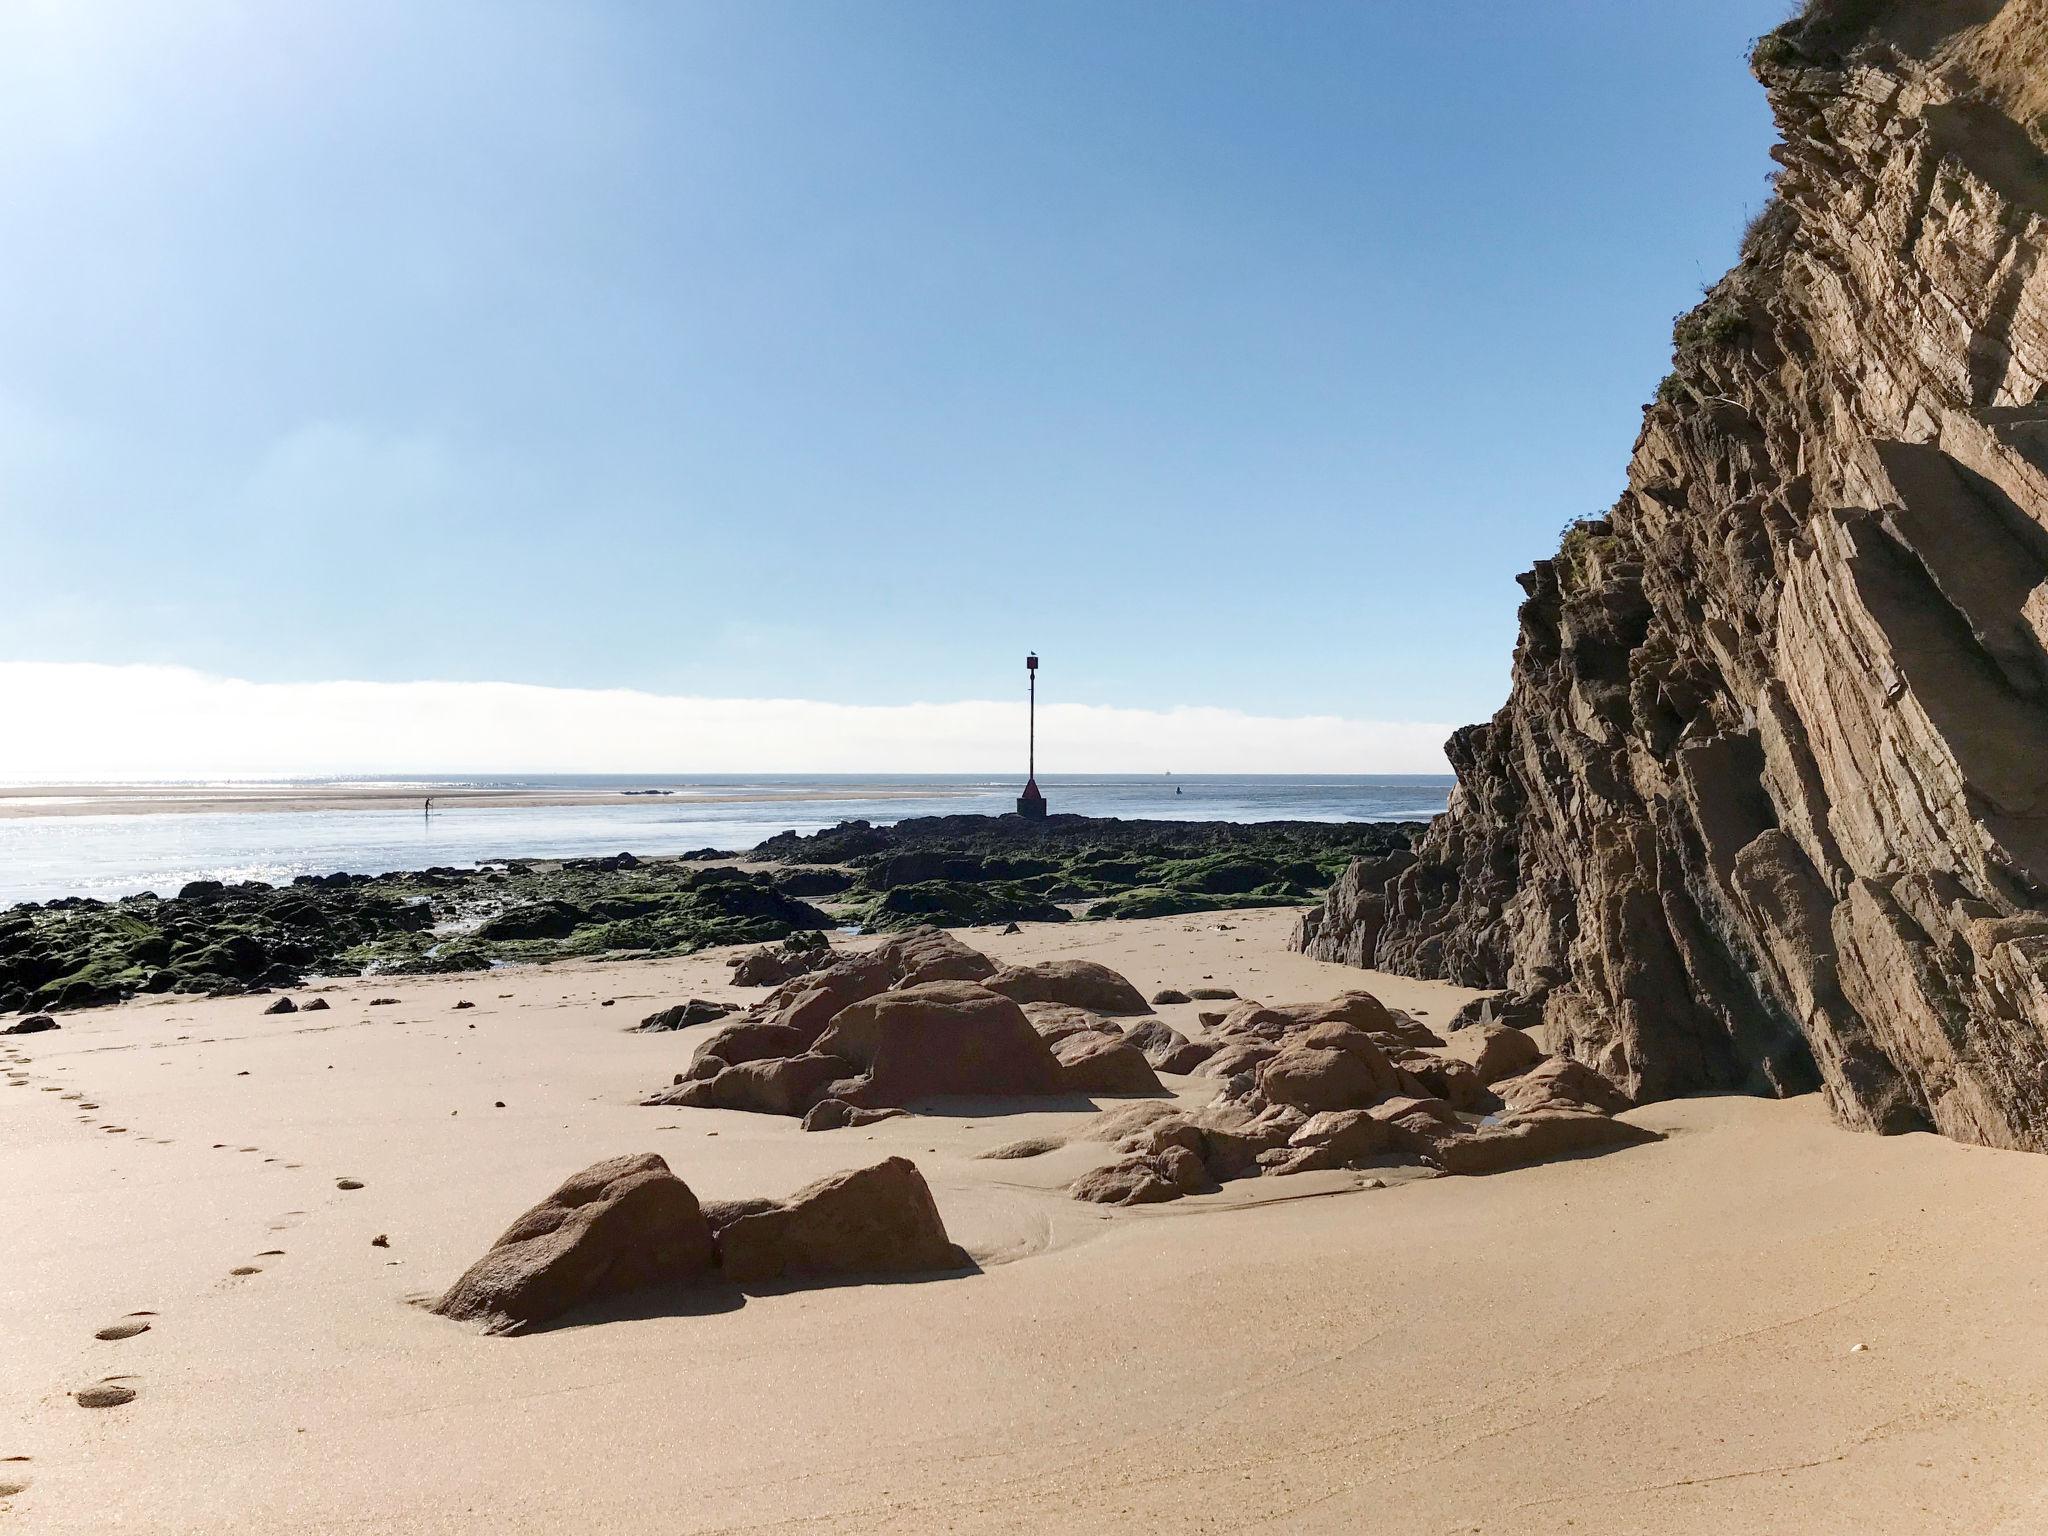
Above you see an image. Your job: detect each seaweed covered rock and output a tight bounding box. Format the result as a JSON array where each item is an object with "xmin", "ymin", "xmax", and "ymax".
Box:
[{"xmin": 430, "ymin": 1153, "xmax": 717, "ymax": 1334}]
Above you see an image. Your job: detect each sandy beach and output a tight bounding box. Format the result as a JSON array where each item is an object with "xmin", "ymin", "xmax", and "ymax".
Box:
[{"xmin": 6, "ymin": 906, "xmax": 2045, "ymax": 1534}]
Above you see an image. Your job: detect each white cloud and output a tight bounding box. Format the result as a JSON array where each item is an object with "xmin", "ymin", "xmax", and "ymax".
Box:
[{"xmin": 0, "ymin": 661, "xmax": 1452, "ymax": 778}]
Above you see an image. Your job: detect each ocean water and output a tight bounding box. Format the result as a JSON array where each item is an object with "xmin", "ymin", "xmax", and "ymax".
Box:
[{"xmin": 0, "ymin": 774, "xmax": 1453, "ymax": 907}]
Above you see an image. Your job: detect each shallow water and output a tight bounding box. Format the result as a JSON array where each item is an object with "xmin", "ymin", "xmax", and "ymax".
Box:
[{"xmin": 0, "ymin": 773, "xmax": 1451, "ymax": 906}]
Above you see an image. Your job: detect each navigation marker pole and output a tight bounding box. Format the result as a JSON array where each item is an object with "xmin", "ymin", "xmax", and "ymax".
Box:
[{"xmin": 1017, "ymin": 653, "xmax": 1047, "ymax": 819}]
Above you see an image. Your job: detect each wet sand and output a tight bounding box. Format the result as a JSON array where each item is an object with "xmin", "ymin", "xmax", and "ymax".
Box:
[{"xmin": 5, "ymin": 908, "xmax": 2046, "ymax": 1533}]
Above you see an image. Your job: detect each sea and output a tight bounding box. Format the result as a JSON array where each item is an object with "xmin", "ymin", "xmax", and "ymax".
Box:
[{"xmin": 0, "ymin": 774, "xmax": 1453, "ymax": 908}]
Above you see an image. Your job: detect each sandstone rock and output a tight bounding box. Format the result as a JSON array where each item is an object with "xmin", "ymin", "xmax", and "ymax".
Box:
[
  {"xmin": 812, "ymin": 982, "xmax": 1065, "ymax": 1104},
  {"xmin": 1151, "ymin": 988, "xmax": 1191, "ymax": 1005},
  {"xmin": 1187, "ymin": 986, "xmax": 1238, "ymax": 1001},
  {"xmin": 1196, "ymin": 1041, "xmax": 1279, "ymax": 1080},
  {"xmin": 647, "ymin": 1052, "xmax": 852, "ymax": 1114},
  {"xmin": 1397, "ymin": 1108, "xmax": 1660, "ymax": 1176},
  {"xmin": 730, "ymin": 937, "xmax": 834, "ymax": 988},
  {"xmin": 689, "ymin": 1020, "xmax": 808, "ymax": 1069},
  {"xmin": 1052, "ymin": 1031, "xmax": 1164, "ymax": 1095},
  {"xmin": 1192, "ymin": 1101, "xmax": 1306, "ymax": 1179},
  {"xmin": 1307, "ymin": 4, "xmax": 2048, "ymax": 1154},
  {"xmin": 4, "ymin": 1015, "xmax": 58, "ymax": 1034},
  {"xmin": 1260, "ymin": 1108, "xmax": 1397, "ymax": 1175},
  {"xmin": 985, "ymin": 959, "xmax": 1151, "ymax": 1016},
  {"xmin": 877, "ymin": 926, "xmax": 997, "ymax": 986},
  {"xmin": 637, "ymin": 999, "xmax": 736, "ymax": 1032},
  {"xmin": 715, "ymin": 1157, "xmax": 964, "ymax": 1284},
  {"xmin": 263, "ymin": 996, "xmax": 296, "ymax": 1014},
  {"xmin": 1020, "ymin": 1001, "xmax": 1120, "ymax": 1044},
  {"xmin": 1255, "ymin": 1033, "xmax": 1401, "ymax": 1115},
  {"xmin": 1492, "ymin": 1057, "xmax": 1637, "ymax": 1116},
  {"xmin": 1068, "ymin": 1144, "xmax": 1209, "ymax": 1205},
  {"xmin": 1216, "ymin": 991, "xmax": 1399, "ymax": 1043},
  {"xmin": 1121, "ymin": 1016, "xmax": 1217, "ymax": 1075},
  {"xmin": 749, "ymin": 952, "xmax": 894, "ymax": 1043},
  {"xmin": 798, "ymin": 1098, "xmax": 907, "ymax": 1132},
  {"xmin": 1438, "ymin": 1022, "xmax": 1543, "ymax": 1085},
  {"xmin": 430, "ymin": 1153, "xmax": 717, "ymax": 1333},
  {"xmin": 1293, "ymin": 850, "xmax": 1419, "ymax": 967}
]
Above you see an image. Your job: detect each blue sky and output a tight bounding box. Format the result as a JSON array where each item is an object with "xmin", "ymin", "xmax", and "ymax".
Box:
[{"xmin": 0, "ymin": 2, "xmax": 1790, "ymax": 771}]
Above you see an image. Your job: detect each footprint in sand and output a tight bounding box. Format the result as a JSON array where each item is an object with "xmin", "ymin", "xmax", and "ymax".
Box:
[
  {"xmin": 266, "ymin": 1211, "xmax": 306, "ymax": 1232},
  {"xmin": 228, "ymin": 1265, "xmax": 262, "ymax": 1277},
  {"xmin": 256, "ymin": 1249, "xmax": 284, "ymax": 1258},
  {"xmin": 94, "ymin": 1317, "xmax": 153, "ymax": 1341},
  {"xmin": 336, "ymin": 1178, "xmax": 364, "ymax": 1190},
  {"xmin": 75, "ymin": 1379, "xmax": 137, "ymax": 1408}
]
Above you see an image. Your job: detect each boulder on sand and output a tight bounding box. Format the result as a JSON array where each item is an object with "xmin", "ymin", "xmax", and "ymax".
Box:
[
  {"xmin": 1122, "ymin": 1017, "xmax": 1217, "ymax": 1075},
  {"xmin": 1388, "ymin": 1105, "xmax": 1658, "ymax": 1175},
  {"xmin": 1069, "ymin": 1145, "xmax": 1210, "ymax": 1205},
  {"xmin": 749, "ymin": 951, "xmax": 895, "ymax": 1043},
  {"xmin": 812, "ymin": 982, "xmax": 1065, "ymax": 1105},
  {"xmin": 636, "ymin": 999, "xmax": 736, "ymax": 1032},
  {"xmin": 4, "ymin": 1014, "xmax": 59, "ymax": 1034},
  {"xmin": 1254, "ymin": 1025, "xmax": 1401, "ymax": 1114},
  {"xmin": 430, "ymin": 1153, "xmax": 717, "ymax": 1334},
  {"xmin": 985, "ymin": 959, "xmax": 1151, "ymax": 1017},
  {"xmin": 689, "ymin": 1020, "xmax": 808, "ymax": 1069},
  {"xmin": 1053, "ymin": 1031, "xmax": 1163, "ymax": 1095},
  {"xmin": 876, "ymin": 926, "xmax": 997, "ymax": 986},
  {"xmin": 1020, "ymin": 1001, "xmax": 1120, "ymax": 1045},
  {"xmin": 1439, "ymin": 1021, "xmax": 1544, "ymax": 1085},
  {"xmin": 799, "ymin": 1098, "xmax": 907, "ymax": 1132},
  {"xmin": 1216, "ymin": 991, "xmax": 1403, "ymax": 1043},
  {"xmin": 647, "ymin": 1052, "xmax": 852, "ymax": 1114},
  {"xmin": 1491, "ymin": 1057, "xmax": 1636, "ymax": 1116},
  {"xmin": 714, "ymin": 1157, "xmax": 965, "ymax": 1283}
]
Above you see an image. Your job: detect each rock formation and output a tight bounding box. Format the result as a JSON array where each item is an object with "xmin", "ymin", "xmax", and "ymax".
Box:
[
  {"xmin": 1064, "ymin": 988, "xmax": 1655, "ymax": 1203},
  {"xmin": 643, "ymin": 929, "xmax": 1163, "ymax": 1115},
  {"xmin": 1299, "ymin": 0, "xmax": 2048, "ymax": 1152},
  {"xmin": 432, "ymin": 1153, "xmax": 962, "ymax": 1331}
]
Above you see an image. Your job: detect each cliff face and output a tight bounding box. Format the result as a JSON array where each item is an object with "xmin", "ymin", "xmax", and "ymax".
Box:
[{"xmin": 1301, "ymin": 0, "xmax": 2048, "ymax": 1150}]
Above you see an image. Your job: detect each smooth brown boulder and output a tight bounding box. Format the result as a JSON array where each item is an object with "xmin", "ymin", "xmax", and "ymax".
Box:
[
  {"xmin": 1440, "ymin": 1022, "xmax": 1544, "ymax": 1084},
  {"xmin": 1020, "ymin": 1001, "xmax": 1121, "ymax": 1044},
  {"xmin": 715, "ymin": 1157, "xmax": 964, "ymax": 1283},
  {"xmin": 799, "ymin": 1098, "xmax": 907, "ymax": 1132},
  {"xmin": 1394, "ymin": 1107, "xmax": 1658, "ymax": 1175},
  {"xmin": 1492, "ymin": 1057, "xmax": 1636, "ymax": 1115},
  {"xmin": 812, "ymin": 982, "xmax": 1065, "ymax": 1105},
  {"xmin": 1069, "ymin": 1145, "xmax": 1209, "ymax": 1205},
  {"xmin": 689, "ymin": 1020, "xmax": 808, "ymax": 1070},
  {"xmin": 1216, "ymin": 991, "xmax": 1401, "ymax": 1043},
  {"xmin": 1122, "ymin": 1017, "xmax": 1217, "ymax": 1075},
  {"xmin": 1151, "ymin": 988, "xmax": 1191, "ymax": 1005},
  {"xmin": 1260, "ymin": 1108, "xmax": 1397, "ymax": 1175},
  {"xmin": 749, "ymin": 951, "xmax": 895, "ymax": 1043},
  {"xmin": 730, "ymin": 941, "xmax": 833, "ymax": 988},
  {"xmin": 647, "ymin": 1052, "xmax": 852, "ymax": 1114},
  {"xmin": 1053, "ymin": 1031, "xmax": 1164, "ymax": 1095},
  {"xmin": 1195, "ymin": 1041, "xmax": 1278, "ymax": 1080},
  {"xmin": 430, "ymin": 1153, "xmax": 717, "ymax": 1334},
  {"xmin": 986, "ymin": 959, "xmax": 1152, "ymax": 1016},
  {"xmin": 1254, "ymin": 1025, "xmax": 1401, "ymax": 1114},
  {"xmin": 637, "ymin": 999, "xmax": 736, "ymax": 1032},
  {"xmin": 1192, "ymin": 1101, "xmax": 1306, "ymax": 1179},
  {"xmin": 877, "ymin": 926, "xmax": 997, "ymax": 986}
]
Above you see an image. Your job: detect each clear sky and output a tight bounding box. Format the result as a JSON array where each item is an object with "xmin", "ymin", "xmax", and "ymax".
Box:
[{"xmin": 0, "ymin": 1, "xmax": 1791, "ymax": 774}]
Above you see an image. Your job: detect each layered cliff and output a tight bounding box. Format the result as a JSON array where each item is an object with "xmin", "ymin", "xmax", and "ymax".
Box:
[{"xmin": 1299, "ymin": 0, "xmax": 2048, "ymax": 1149}]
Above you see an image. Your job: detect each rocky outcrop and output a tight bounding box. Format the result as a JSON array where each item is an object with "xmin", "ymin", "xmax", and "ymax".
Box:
[
  {"xmin": 429, "ymin": 1153, "xmax": 718, "ymax": 1335},
  {"xmin": 1302, "ymin": 0, "xmax": 2048, "ymax": 1152},
  {"xmin": 432, "ymin": 1154, "xmax": 963, "ymax": 1330},
  {"xmin": 1068, "ymin": 987, "xmax": 1656, "ymax": 1203}
]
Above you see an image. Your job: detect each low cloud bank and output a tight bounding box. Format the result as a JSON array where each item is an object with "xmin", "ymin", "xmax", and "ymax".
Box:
[{"xmin": 0, "ymin": 662, "xmax": 1453, "ymax": 778}]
